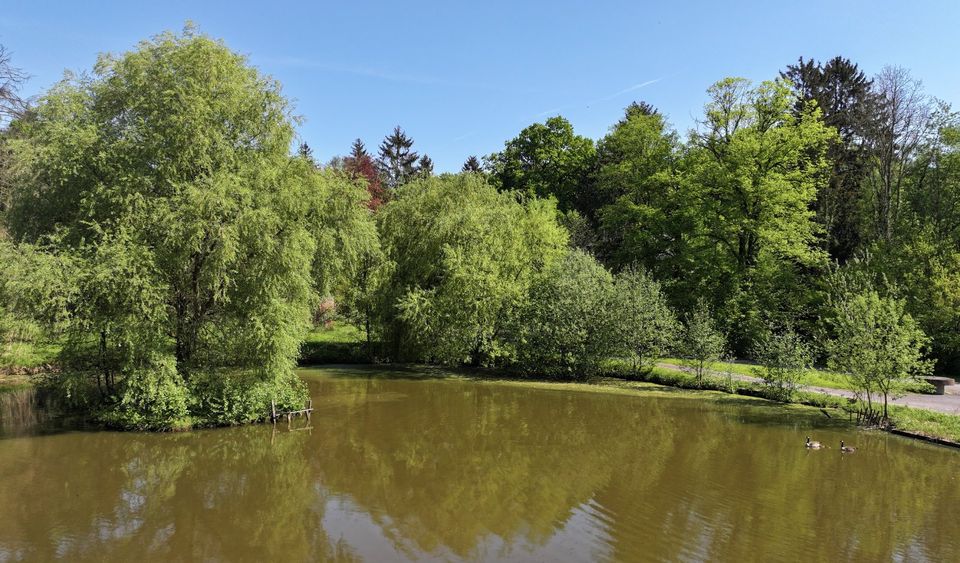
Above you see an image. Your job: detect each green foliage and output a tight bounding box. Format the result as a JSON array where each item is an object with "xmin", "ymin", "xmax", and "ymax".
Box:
[
  {"xmin": 596, "ymin": 101, "xmax": 678, "ymax": 209},
  {"xmin": 608, "ymin": 266, "xmax": 679, "ymax": 375},
  {"xmin": 376, "ymin": 173, "xmax": 567, "ymax": 365},
  {"xmin": 596, "ymin": 103, "xmax": 682, "ymax": 266},
  {"xmin": 1, "ymin": 27, "xmax": 322, "ymax": 428},
  {"xmin": 751, "ymin": 328, "xmax": 812, "ymax": 401},
  {"xmin": 109, "ymin": 354, "xmax": 189, "ymax": 430},
  {"xmin": 827, "ymin": 290, "xmax": 932, "ymax": 420},
  {"xmin": 301, "ymin": 165, "xmax": 381, "ymax": 301},
  {"xmin": 684, "ymin": 78, "xmax": 835, "ymax": 352},
  {"xmin": 514, "ymin": 250, "xmax": 616, "ymax": 379},
  {"xmin": 680, "ymin": 299, "xmax": 726, "ymax": 386},
  {"xmin": 0, "ymin": 241, "xmax": 72, "ymax": 368},
  {"xmin": 185, "ymin": 369, "xmax": 307, "ymax": 427},
  {"xmin": 487, "ymin": 116, "xmax": 596, "ymax": 213}
]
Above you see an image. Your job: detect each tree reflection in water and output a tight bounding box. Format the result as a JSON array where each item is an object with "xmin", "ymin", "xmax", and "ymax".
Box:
[{"xmin": 1, "ymin": 368, "xmax": 959, "ymax": 561}]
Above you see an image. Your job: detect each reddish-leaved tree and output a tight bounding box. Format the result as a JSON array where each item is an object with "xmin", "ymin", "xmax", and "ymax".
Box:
[{"xmin": 344, "ymin": 138, "xmax": 385, "ymax": 210}]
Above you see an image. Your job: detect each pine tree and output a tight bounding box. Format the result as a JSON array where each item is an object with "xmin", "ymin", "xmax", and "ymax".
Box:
[
  {"xmin": 462, "ymin": 155, "xmax": 482, "ymax": 173},
  {"xmin": 417, "ymin": 154, "xmax": 434, "ymax": 177},
  {"xmin": 349, "ymin": 138, "xmax": 368, "ymax": 160},
  {"xmin": 297, "ymin": 142, "xmax": 314, "ymax": 162},
  {"xmin": 378, "ymin": 126, "xmax": 419, "ymax": 190}
]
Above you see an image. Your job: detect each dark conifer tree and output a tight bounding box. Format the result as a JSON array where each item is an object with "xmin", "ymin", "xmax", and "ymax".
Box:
[
  {"xmin": 782, "ymin": 56, "xmax": 880, "ymax": 262},
  {"xmin": 417, "ymin": 154, "xmax": 434, "ymax": 177},
  {"xmin": 349, "ymin": 138, "xmax": 368, "ymax": 160},
  {"xmin": 378, "ymin": 126, "xmax": 419, "ymax": 189},
  {"xmin": 297, "ymin": 141, "xmax": 314, "ymax": 161},
  {"xmin": 462, "ymin": 155, "xmax": 483, "ymax": 173}
]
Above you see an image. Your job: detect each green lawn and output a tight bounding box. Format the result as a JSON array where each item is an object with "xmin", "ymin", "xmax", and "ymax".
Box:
[
  {"xmin": 662, "ymin": 357, "xmax": 935, "ymax": 394},
  {"xmin": 888, "ymin": 405, "xmax": 960, "ymax": 444},
  {"xmin": 0, "ymin": 340, "xmax": 60, "ymax": 369},
  {"xmin": 303, "ymin": 323, "xmax": 365, "ymax": 344},
  {"xmin": 299, "ymin": 323, "xmax": 368, "ymax": 364},
  {"xmin": 634, "ymin": 363, "xmax": 960, "ymax": 444}
]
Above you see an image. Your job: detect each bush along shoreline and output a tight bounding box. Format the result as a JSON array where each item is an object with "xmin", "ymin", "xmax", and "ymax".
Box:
[{"xmin": 2, "ymin": 27, "xmax": 958, "ymax": 437}]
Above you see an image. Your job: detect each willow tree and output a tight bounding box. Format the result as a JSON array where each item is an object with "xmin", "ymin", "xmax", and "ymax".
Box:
[
  {"xmin": 4, "ymin": 28, "xmax": 319, "ymax": 427},
  {"xmin": 376, "ymin": 173, "xmax": 568, "ymax": 365}
]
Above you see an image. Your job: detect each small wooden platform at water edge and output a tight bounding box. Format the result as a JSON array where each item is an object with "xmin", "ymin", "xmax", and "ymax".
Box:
[{"xmin": 270, "ymin": 399, "xmax": 313, "ymax": 424}]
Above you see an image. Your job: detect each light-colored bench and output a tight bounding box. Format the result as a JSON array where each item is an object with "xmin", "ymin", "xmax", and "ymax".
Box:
[{"xmin": 922, "ymin": 376, "xmax": 956, "ymax": 395}]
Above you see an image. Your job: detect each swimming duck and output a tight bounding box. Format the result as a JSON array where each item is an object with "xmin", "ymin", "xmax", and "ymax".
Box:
[
  {"xmin": 840, "ymin": 440, "xmax": 856, "ymax": 453},
  {"xmin": 805, "ymin": 436, "xmax": 823, "ymax": 449}
]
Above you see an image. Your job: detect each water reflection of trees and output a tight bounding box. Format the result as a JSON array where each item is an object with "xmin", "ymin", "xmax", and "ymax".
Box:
[
  {"xmin": 307, "ymin": 377, "xmax": 960, "ymax": 561},
  {"xmin": 0, "ymin": 426, "xmax": 358, "ymax": 561},
  {"xmin": 0, "ymin": 387, "xmax": 64, "ymax": 438},
  {"xmin": 307, "ymin": 377, "xmax": 678, "ymax": 559},
  {"xmin": 1, "ymin": 374, "xmax": 959, "ymax": 561}
]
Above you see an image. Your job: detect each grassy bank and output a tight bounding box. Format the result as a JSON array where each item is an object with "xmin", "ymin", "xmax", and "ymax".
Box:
[
  {"xmin": 299, "ymin": 324, "xmax": 369, "ymax": 364},
  {"xmin": 1, "ymin": 341, "xmax": 59, "ymax": 394},
  {"xmin": 661, "ymin": 357, "xmax": 936, "ymax": 394},
  {"xmin": 298, "ymin": 326, "xmax": 960, "ymax": 445},
  {"xmin": 0, "ymin": 340, "xmax": 59, "ymax": 371},
  {"xmin": 615, "ymin": 364, "xmax": 960, "ymax": 445}
]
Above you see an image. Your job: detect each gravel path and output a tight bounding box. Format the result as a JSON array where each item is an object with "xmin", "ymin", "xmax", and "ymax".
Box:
[{"xmin": 656, "ymin": 362, "xmax": 960, "ymax": 415}]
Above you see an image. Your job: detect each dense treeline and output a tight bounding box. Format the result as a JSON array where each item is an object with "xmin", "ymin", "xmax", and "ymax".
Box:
[{"xmin": 0, "ymin": 28, "xmax": 950, "ymax": 428}]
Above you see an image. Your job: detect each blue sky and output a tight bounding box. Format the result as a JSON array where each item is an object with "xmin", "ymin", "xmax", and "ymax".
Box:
[{"xmin": 2, "ymin": 1, "xmax": 958, "ymax": 172}]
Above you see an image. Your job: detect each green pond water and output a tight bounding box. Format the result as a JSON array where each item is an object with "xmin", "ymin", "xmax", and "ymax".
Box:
[{"xmin": 1, "ymin": 366, "xmax": 959, "ymax": 562}]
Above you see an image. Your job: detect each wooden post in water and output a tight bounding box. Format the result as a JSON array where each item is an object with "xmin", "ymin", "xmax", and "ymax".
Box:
[{"xmin": 271, "ymin": 399, "xmax": 277, "ymax": 424}]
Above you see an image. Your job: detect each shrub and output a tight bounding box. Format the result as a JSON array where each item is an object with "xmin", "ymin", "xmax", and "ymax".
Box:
[
  {"xmin": 514, "ymin": 250, "xmax": 616, "ymax": 379},
  {"xmin": 752, "ymin": 328, "xmax": 812, "ymax": 401},
  {"xmin": 680, "ymin": 299, "xmax": 726, "ymax": 386},
  {"xmin": 609, "ymin": 266, "xmax": 679, "ymax": 376}
]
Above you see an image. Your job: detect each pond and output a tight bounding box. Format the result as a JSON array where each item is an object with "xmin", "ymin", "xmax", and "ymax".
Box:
[{"xmin": 1, "ymin": 366, "xmax": 959, "ymax": 561}]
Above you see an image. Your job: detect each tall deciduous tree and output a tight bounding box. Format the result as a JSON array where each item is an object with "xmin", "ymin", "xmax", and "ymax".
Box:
[
  {"xmin": 378, "ymin": 126, "xmax": 418, "ymax": 190},
  {"xmin": 0, "ymin": 44, "xmax": 28, "ymax": 219},
  {"xmin": 685, "ymin": 78, "xmax": 834, "ymax": 351},
  {"xmin": 866, "ymin": 66, "xmax": 932, "ymax": 243},
  {"xmin": 487, "ymin": 116, "xmax": 596, "ymax": 213},
  {"xmin": 596, "ymin": 102, "xmax": 684, "ymax": 271},
  {"xmin": 0, "ymin": 45, "xmax": 27, "ymax": 125},
  {"xmin": 689, "ymin": 78, "xmax": 833, "ymax": 271}
]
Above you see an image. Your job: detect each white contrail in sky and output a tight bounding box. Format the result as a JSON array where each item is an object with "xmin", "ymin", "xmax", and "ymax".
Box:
[
  {"xmin": 588, "ymin": 77, "xmax": 663, "ymax": 104},
  {"xmin": 534, "ymin": 76, "xmax": 664, "ymax": 118}
]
